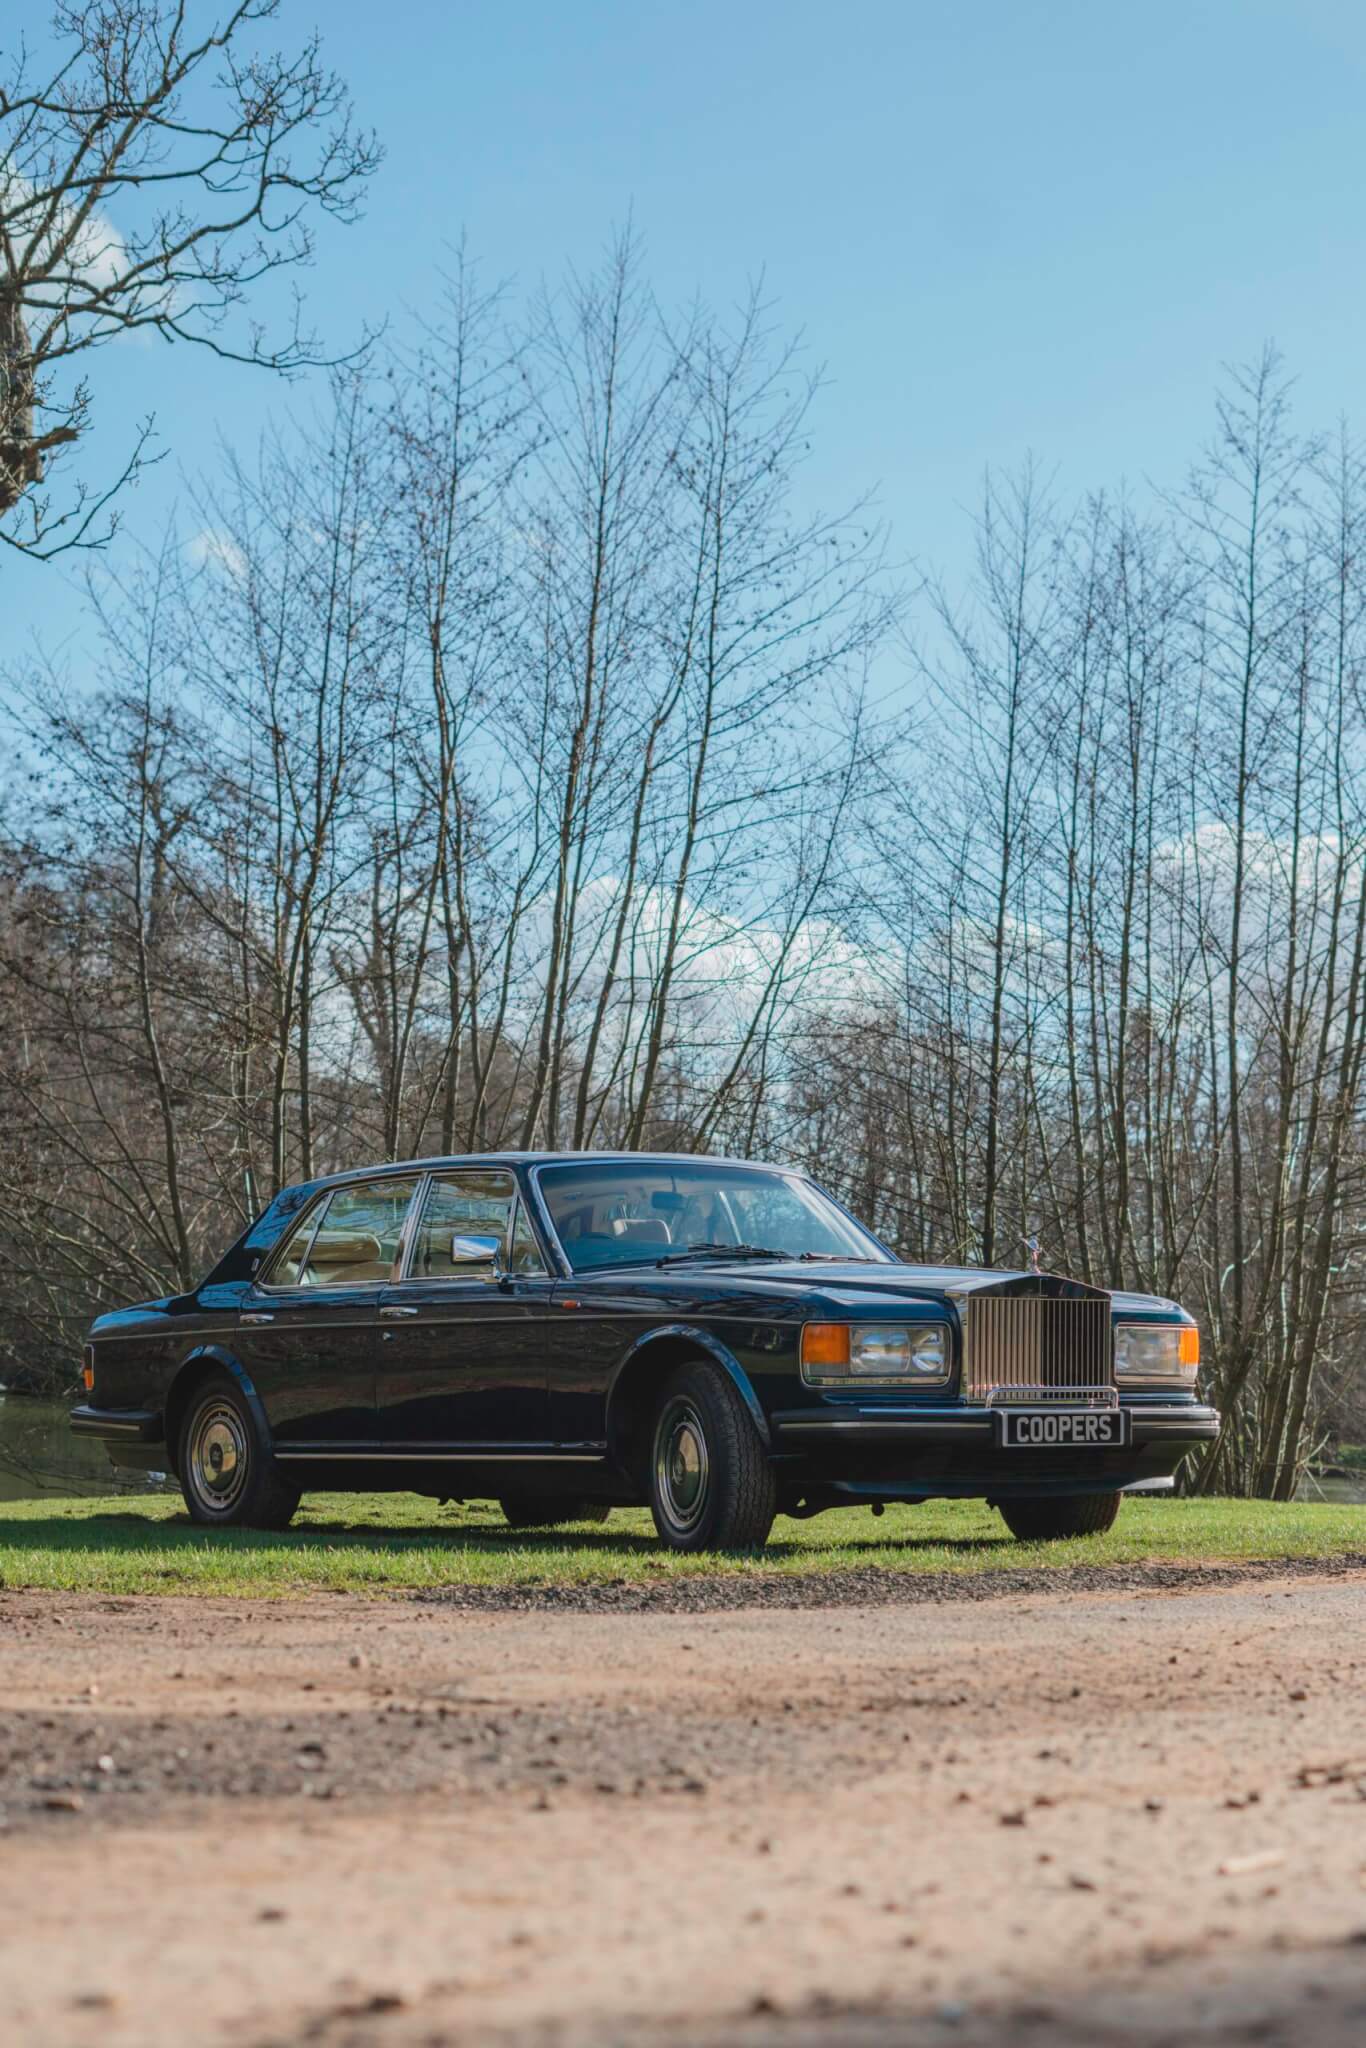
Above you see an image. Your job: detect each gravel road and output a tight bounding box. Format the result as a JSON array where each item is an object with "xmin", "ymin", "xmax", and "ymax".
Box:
[{"xmin": 2, "ymin": 1563, "xmax": 1365, "ymax": 2046}]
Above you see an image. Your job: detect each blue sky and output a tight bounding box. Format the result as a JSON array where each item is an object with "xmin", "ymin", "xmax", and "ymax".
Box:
[{"xmin": 8, "ymin": 0, "xmax": 1366, "ymax": 650}]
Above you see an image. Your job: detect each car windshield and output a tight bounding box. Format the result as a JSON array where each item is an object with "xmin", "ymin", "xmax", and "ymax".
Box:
[{"xmin": 536, "ymin": 1160, "xmax": 889, "ymax": 1272}]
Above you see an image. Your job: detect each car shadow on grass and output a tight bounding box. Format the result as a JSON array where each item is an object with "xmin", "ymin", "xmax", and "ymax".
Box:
[{"xmin": 0, "ymin": 1508, "xmax": 1016, "ymax": 1561}]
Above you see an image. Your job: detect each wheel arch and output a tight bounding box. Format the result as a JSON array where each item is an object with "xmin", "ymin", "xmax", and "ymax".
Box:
[
  {"xmin": 604, "ymin": 1325, "xmax": 769, "ymax": 1482},
  {"xmin": 163, "ymin": 1347, "xmax": 271, "ymax": 1477}
]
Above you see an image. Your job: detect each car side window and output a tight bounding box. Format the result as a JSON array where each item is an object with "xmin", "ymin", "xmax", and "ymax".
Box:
[
  {"xmin": 508, "ymin": 1198, "xmax": 548, "ymax": 1276},
  {"xmin": 267, "ymin": 1202, "xmax": 326, "ymax": 1286},
  {"xmin": 290, "ymin": 1179, "xmax": 420, "ymax": 1287},
  {"xmin": 408, "ymin": 1171, "xmax": 517, "ymax": 1280}
]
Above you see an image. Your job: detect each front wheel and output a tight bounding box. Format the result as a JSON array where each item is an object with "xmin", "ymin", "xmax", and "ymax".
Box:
[
  {"xmin": 997, "ymin": 1493, "xmax": 1122, "ymax": 1542},
  {"xmin": 178, "ymin": 1373, "xmax": 301, "ymax": 1530},
  {"xmin": 648, "ymin": 1362, "xmax": 777, "ymax": 1553}
]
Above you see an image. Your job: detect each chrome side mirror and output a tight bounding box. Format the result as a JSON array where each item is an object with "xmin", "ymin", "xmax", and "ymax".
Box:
[{"xmin": 449, "ymin": 1231, "xmax": 503, "ymax": 1272}]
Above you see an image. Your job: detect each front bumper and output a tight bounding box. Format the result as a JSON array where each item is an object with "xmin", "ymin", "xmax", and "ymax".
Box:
[
  {"xmin": 769, "ymin": 1399, "xmax": 1220, "ymax": 1502},
  {"xmin": 773, "ymin": 1401, "xmax": 1220, "ymax": 1447},
  {"xmin": 69, "ymin": 1404, "xmax": 163, "ymax": 1443}
]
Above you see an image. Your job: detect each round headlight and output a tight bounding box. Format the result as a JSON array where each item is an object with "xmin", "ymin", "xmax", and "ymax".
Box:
[
  {"xmin": 849, "ymin": 1325, "xmax": 912, "ymax": 1375},
  {"xmin": 909, "ymin": 1325, "xmax": 947, "ymax": 1375}
]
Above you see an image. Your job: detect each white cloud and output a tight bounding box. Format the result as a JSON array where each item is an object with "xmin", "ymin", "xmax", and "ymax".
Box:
[
  {"xmin": 187, "ymin": 528, "xmax": 248, "ymax": 581},
  {"xmin": 1, "ymin": 173, "xmax": 128, "ymax": 294}
]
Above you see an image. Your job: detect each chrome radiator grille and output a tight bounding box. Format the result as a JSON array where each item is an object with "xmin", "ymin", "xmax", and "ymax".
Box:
[{"xmin": 962, "ymin": 1294, "xmax": 1113, "ymax": 1402}]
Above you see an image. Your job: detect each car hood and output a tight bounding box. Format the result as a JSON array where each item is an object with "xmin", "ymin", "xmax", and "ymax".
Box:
[{"xmin": 647, "ymin": 1259, "xmax": 1184, "ymax": 1317}]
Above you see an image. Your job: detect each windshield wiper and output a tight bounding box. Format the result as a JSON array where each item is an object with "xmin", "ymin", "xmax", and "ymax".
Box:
[
  {"xmin": 654, "ymin": 1244, "xmax": 878, "ymax": 1268},
  {"xmin": 655, "ymin": 1241, "xmax": 790, "ymax": 1267}
]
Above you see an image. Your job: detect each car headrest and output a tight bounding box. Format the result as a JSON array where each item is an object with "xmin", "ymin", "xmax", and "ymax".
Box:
[{"xmin": 609, "ymin": 1218, "xmax": 671, "ymax": 1244}]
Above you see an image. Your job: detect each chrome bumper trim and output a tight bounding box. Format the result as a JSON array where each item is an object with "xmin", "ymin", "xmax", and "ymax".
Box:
[
  {"xmin": 69, "ymin": 1405, "xmax": 162, "ymax": 1442},
  {"xmin": 774, "ymin": 1403, "xmax": 1220, "ymax": 1445}
]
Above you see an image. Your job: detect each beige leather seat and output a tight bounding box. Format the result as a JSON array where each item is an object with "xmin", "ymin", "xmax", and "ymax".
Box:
[{"xmin": 305, "ymin": 1231, "xmax": 391, "ymax": 1284}]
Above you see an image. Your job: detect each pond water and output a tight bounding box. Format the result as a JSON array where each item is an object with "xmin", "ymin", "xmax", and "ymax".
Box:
[
  {"xmin": 0, "ymin": 1394, "xmax": 170, "ymax": 1502},
  {"xmin": 1, "ymin": 1391, "xmax": 1364, "ymax": 1504},
  {"xmin": 1305, "ymin": 1470, "xmax": 1366, "ymax": 1506}
]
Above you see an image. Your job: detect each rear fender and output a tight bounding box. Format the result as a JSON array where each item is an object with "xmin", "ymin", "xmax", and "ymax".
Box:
[{"xmin": 163, "ymin": 1346, "xmax": 272, "ymax": 1474}]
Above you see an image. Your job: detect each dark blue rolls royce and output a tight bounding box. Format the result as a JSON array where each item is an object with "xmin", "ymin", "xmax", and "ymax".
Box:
[{"xmin": 71, "ymin": 1153, "xmax": 1220, "ymax": 1551}]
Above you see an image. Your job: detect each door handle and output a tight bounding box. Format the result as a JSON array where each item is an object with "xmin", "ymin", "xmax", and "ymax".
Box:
[
  {"xmin": 379, "ymin": 1304, "xmax": 420, "ymax": 1319},
  {"xmin": 240, "ymin": 1312, "xmax": 275, "ymax": 1326}
]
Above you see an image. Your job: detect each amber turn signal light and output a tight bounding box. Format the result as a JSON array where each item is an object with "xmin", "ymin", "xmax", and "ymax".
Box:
[
  {"xmin": 801, "ymin": 1323, "xmax": 850, "ymax": 1370},
  {"xmin": 1178, "ymin": 1327, "xmax": 1200, "ymax": 1369},
  {"xmin": 81, "ymin": 1345, "xmax": 95, "ymax": 1392}
]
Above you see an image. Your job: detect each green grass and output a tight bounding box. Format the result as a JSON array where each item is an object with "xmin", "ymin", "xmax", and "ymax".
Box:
[{"xmin": 0, "ymin": 1491, "xmax": 1361, "ymax": 1597}]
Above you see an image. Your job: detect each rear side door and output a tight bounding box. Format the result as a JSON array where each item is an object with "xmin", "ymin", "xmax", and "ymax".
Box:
[
  {"xmin": 235, "ymin": 1176, "xmax": 422, "ymax": 1447},
  {"xmin": 375, "ymin": 1170, "xmax": 553, "ymax": 1449}
]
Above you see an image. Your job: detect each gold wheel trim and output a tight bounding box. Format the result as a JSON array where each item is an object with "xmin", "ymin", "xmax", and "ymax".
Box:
[
  {"xmin": 656, "ymin": 1397, "xmax": 710, "ymax": 1530},
  {"xmin": 189, "ymin": 1400, "xmax": 249, "ymax": 1513}
]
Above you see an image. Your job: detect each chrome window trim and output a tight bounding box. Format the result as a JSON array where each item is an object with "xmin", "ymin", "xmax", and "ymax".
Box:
[
  {"xmin": 525, "ymin": 1164, "xmax": 574, "ymax": 1278},
  {"xmin": 527, "ymin": 1160, "xmax": 889, "ymax": 1278},
  {"xmin": 392, "ymin": 1170, "xmax": 434, "ymax": 1281},
  {"xmin": 507, "ymin": 1193, "xmax": 550, "ymax": 1278},
  {"xmin": 398, "ymin": 1167, "xmax": 519, "ymax": 1284},
  {"xmin": 256, "ymin": 1175, "xmax": 425, "ymax": 1294},
  {"xmin": 256, "ymin": 1191, "xmax": 330, "ymax": 1291}
]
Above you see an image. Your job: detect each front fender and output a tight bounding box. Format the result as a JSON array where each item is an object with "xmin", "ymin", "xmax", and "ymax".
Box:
[{"xmin": 605, "ymin": 1324, "xmax": 771, "ymax": 1453}]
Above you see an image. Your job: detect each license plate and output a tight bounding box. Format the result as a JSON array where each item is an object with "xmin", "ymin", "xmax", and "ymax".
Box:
[{"xmin": 996, "ymin": 1408, "xmax": 1130, "ymax": 1449}]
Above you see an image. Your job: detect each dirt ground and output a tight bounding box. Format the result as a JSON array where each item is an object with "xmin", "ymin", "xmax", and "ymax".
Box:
[{"xmin": 2, "ymin": 1565, "xmax": 1365, "ymax": 2047}]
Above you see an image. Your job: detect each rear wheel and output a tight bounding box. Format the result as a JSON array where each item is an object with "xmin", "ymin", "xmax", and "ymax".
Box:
[
  {"xmin": 178, "ymin": 1373, "xmax": 301, "ymax": 1531},
  {"xmin": 499, "ymin": 1499, "xmax": 611, "ymax": 1529},
  {"xmin": 997, "ymin": 1492, "xmax": 1122, "ymax": 1542},
  {"xmin": 648, "ymin": 1361, "xmax": 777, "ymax": 1553}
]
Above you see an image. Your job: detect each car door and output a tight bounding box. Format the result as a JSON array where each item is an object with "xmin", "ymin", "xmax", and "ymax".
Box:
[
  {"xmin": 374, "ymin": 1169, "xmax": 553, "ymax": 1449},
  {"xmin": 235, "ymin": 1176, "xmax": 422, "ymax": 1448}
]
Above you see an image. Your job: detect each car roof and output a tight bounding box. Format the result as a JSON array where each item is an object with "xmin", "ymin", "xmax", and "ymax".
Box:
[{"xmin": 296, "ymin": 1150, "xmax": 797, "ymax": 1195}]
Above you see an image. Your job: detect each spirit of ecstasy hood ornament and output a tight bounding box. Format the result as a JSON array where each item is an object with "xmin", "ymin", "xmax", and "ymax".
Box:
[{"xmin": 1021, "ymin": 1232, "xmax": 1043, "ymax": 1275}]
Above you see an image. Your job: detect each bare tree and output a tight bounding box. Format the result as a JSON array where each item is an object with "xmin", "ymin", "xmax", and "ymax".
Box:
[
  {"xmin": 1, "ymin": 0, "xmax": 379, "ymax": 554},
  {"xmin": 6, "ymin": 258, "xmax": 1366, "ymax": 1500}
]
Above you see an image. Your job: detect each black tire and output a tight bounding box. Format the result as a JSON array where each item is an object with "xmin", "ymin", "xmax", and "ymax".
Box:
[
  {"xmin": 997, "ymin": 1492, "xmax": 1122, "ymax": 1542},
  {"xmin": 499, "ymin": 1499, "xmax": 611, "ymax": 1529},
  {"xmin": 178, "ymin": 1372, "xmax": 301, "ymax": 1531},
  {"xmin": 647, "ymin": 1361, "xmax": 777, "ymax": 1554}
]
